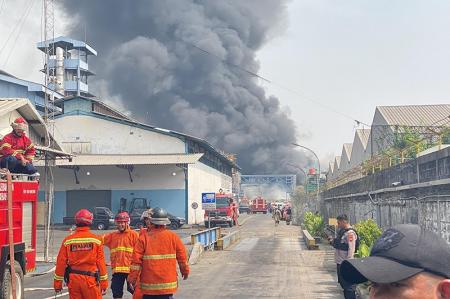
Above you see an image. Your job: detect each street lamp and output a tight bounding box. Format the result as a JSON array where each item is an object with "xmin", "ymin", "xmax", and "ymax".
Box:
[{"xmin": 292, "ymin": 143, "xmax": 321, "ymax": 200}]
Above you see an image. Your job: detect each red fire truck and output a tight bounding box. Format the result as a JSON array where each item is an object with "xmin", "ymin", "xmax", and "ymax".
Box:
[
  {"xmin": 0, "ymin": 172, "xmax": 39, "ymax": 299},
  {"xmin": 204, "ymin": 193, "xmax": 238, "ymax": 227},
  {"xmin": 250, "ymin": 196, "xmax": 267, "ymax": 214}
]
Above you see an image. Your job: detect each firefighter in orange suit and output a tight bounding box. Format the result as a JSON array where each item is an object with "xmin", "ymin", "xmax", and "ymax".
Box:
[
  {"xmin": 128, "ymin": 207, "xmax": 189, "ymax": 299},
  {"xmin": 103, "ymin": 211, "xmax": 139, "ymax": 299},
  {"xmin": 132, "ymin": 208, "xmax": 154, "ymax": 299},
  {"xmin": 54, "ymin": 209, "xmax": 108, "ymax": 298}
]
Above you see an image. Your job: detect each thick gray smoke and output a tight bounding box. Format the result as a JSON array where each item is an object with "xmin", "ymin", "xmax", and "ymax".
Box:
[{"xmin": 60, "ymin": 0, "xmax": 308, "ymax": 174}]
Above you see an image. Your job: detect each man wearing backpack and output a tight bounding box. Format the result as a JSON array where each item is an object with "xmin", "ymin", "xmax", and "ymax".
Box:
[{"xmin": 329, "ymin": 214, "xmax": 358, "ymax": 299}]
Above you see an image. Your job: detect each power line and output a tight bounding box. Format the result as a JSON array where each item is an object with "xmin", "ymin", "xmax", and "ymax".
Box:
[
  {"xmin": 0, "ymin": 0, "xmax": 35, "ymax": 61},
  {"xmin": 3, "ymin": 0, "xmax": 37, "ymax": 68},
  {"xmin": 184, "ymin": 40, "xmax": 370, "ymax": 126}
]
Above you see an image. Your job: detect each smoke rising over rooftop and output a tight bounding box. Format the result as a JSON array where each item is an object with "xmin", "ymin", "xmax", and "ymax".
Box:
[{"xmin": 61, "ymin": 0, "xmax": 308, "ymax": 174}]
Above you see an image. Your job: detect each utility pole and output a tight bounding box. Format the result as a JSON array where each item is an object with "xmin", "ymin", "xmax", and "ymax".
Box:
[{"xmin": 43, "ymin": 0, "xmax": 55, "ymax": 262}]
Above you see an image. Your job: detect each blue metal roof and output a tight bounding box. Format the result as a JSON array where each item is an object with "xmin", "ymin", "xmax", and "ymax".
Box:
[{"xmin": 37, "ymin": 36, "xmax": 97, "ymax": 56}]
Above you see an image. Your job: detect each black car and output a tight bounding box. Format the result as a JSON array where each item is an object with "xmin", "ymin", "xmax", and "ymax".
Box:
[
  {"xmin": 168, "ymin": 213, "xmax": 186, "ymax": 230},
  {"xmin": 63, "ymin": 207, "xmax": 115, "ymax": 230}
]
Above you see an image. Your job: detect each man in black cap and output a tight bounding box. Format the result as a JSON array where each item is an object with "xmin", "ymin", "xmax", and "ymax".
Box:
[{"xmin": 341, "ymin": 224, "xmax": 450, "ymax": 299}]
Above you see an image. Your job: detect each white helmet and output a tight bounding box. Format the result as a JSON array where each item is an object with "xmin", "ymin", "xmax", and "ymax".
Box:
[{"xmin": 140, "ymin": 208, "xmax": 153, "ymax": 221}]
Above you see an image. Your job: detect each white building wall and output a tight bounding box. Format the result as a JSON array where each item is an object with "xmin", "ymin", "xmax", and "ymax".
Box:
[
  {"xmin": 54, "ymin": 115, "xmax": 185, "ymax": 155},
  {"xmin": 371, "ymin": 109, "xmax": 392, "ymax": 154},
  {"xmin": 44, "ymin": 164, "xmax": 184, "ymax": 191},
  {"xmin": 187, "ymin": 162, "xmax": 232, "ymax": 225}
]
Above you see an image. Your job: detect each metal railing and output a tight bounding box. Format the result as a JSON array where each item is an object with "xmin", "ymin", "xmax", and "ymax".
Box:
[{"xmin": 190, "ymin": 227, "xmax": 221, "ymax": 249}]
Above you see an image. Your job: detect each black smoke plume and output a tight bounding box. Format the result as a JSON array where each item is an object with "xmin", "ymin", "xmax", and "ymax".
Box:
[{"xmin": 60, "ymin": 0, "xmax": 309, "ymax": 174}]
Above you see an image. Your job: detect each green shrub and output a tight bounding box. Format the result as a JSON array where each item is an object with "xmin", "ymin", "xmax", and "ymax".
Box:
[
  {"xmin": 354, "ymin": 219, "xmax": 382, "ymax": 258},
  {"xmin": 303, "ymin": 211, "xmax": 325, "ymax": 237}
]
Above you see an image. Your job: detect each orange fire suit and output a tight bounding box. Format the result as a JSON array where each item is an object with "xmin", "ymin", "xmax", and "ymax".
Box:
[
  {"xmin": 103, "ymin": 228, "xmax": 139, "ymax": 273},
  {"xmin": 128, "ymin": 226, "xmax": 190, "ymax": 296},
  {"xmin": 131, "ymin": 227, "xmax": 149, "ymax": 299},
  {"xmin": 54, "ymin": 226, "xmax": 108, "ymax": 298}
]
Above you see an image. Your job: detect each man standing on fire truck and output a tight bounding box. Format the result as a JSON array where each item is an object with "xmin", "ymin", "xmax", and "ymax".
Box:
[
  {"xmin": 0, "ymin": 117, "xmax": 36, "ymax": 174},
  {"xmin": 128, "ymin": 207, "xmax": 189, "ymax": 299},
  {"xmin": 103, "ymin": 211, "xmax": 139, "ymax": 299},
  {"xmin": 54, "ymin": 209, "xmax": 108, "ymax": 298}
]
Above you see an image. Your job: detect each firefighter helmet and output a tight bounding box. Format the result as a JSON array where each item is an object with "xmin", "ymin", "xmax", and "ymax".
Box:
[
  {"xmin": 11, "ymin": 117, "xmax": 28, "ymax": 131},
  {"xmin": 75, "ymin": 209, "xmax": 93, "ymax": 225},
  {"xmin": 150, "ymin": 207, "xmax": 171, "ymax": 225},
  {"xmin": 115, "ymin": 211, "xmax": 130, "ymax": 223}
]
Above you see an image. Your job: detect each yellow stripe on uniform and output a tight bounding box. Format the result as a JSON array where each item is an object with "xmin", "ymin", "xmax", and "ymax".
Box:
[
  {"xmin": 110, "ymin": 246, "xmax": 134, "ymax": 254},
  {"xmin": 140, "ymin": 281, "xmax": 177, "ymax": 290},
  {"xmin": 113, "ymin": 266, "xmax": 130, "ymax": 272},
  {"xmin": 26, "ymin": 143, "xmax": 34, "ymax": 150},
  {"xmin": 142, "ymin": 254, "xmax": 176, "ymax": 260},
  {"xmin": 99, "ymin": 274, "xmax": 108, "ymax": 281},
  {"xmin": 54, "ymin": 274, "xmax": 64, "ymax": 281},
  {"xmin": 130, "ymin": 265, "xmax": 141, "ymax": 271},
  {"xmin": 0, "ymin": 143, "xmax": 11, "ymax": 149},
  {"xmin": 64, "ymin": 238, "xmax": 102, "ymax": 246}
]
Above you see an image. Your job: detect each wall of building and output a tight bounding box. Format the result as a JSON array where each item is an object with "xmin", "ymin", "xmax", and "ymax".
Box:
[
  {"xmin": 37, "ymin": 164, "xmax": 186, "ymax": 223},
  {"xmin": 349, "ymin": 137, "xmax": 368, "ymax": 169},
  {"xmin": 321, "ymin": 147, "xmax": 450, "ymax": 244},
  {"xmin": 187, "ymin": 162, "xmax": 232, "ymax": 224},
  {"xmin": 54, "ymin": 114, "xmax": 185, "ymax": 155}
]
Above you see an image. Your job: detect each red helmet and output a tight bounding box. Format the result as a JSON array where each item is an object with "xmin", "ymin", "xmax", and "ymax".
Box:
[
  {"xmin": 75, "ymin": 209, "xmax": 93, "ymax": 225},
  {"xmin": 11, "ymin": 117, "xmax": 28, "ymax": 131},
  {"xmin": 115, "ymin": 211, "xmax": 130, "ymax": 223}
]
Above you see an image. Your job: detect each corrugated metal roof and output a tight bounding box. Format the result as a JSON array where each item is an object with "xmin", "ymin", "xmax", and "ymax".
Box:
[
  {"xmin": 377, "ymin": 104, "xmax": 450, "ymax": 126},
  {"xmin": 356, "ymin": 129, "xmax": 370, "ymax": 149},
  {"xmin": 34, "ymin": 153, "xmax": 203, "ymax": 167}
]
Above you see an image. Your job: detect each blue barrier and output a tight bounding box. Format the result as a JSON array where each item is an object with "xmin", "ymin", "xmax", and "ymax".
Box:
[{"xmin": 190, "ymin": 227, "xmax": 221, "ymax": 249}]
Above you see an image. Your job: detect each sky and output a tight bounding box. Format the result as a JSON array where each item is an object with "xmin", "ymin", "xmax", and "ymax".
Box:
[{"xmin": 1, "ymin": 0, "xmax": 450, "ymax": 169}]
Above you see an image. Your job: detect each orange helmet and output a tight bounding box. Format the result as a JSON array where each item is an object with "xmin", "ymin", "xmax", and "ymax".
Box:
[
  {"xmin": 115, "ymin": 211, "xmax": 130, "ymax": 223},
  {"xmin": 75, "ymin": 209, "xmax": 93, "ymax": 225}
]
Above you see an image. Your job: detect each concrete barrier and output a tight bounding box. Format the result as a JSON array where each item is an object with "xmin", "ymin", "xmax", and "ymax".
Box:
[
  {"xmin": 188, "ymin": 242, "xmax": 204, "ymax": 265},
  {"xmin": 215, "ymin": 230, "xmax": 241, "ymax": 250},
  {"xmin": 302, "ymin": 229, "xmax": 319, "ymax": 250}
]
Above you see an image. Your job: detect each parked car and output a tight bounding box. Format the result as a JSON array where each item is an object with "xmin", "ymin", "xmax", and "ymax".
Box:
[
  {"xmin": 63, "ymin": 207, "xmax": 115, "ymax": 230},
  {"xmin": 168, "ymin": 213, "xmax": 186, "ymax": 230}
]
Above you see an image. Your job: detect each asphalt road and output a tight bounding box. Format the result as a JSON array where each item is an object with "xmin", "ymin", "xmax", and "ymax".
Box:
[
  {"xmin": 25, "ymin": 217, "xmax": 245, "ymax": 299},
  {"xmin": 25, "ymin": 214, "xmax": 341, "ymax": 298},
  {"xmin": 177, "ymin": 214, "xmax": 343, "ymax": 299}
]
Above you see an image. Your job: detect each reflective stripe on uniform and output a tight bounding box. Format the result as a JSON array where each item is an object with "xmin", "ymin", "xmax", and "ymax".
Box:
[
  {"xmin": 130, "ymin": 264, "xmax": 141, "ymax": 271},
  {"xmin": 142, "ymin": 254, "xmax": 176, "ymax": 260},
  {"xmin": 113, "ymin": 266, "xmax": 130, "ymax": 272},
  {"xmin": 54, "ymin": 274, "xmax": 64, "ymax": 281},
  {"xmin": 64, "ymin": 237, "xmax": 102, "ymax": 246},
  {"xmin": 26, "ymin": 143, "xmax": 34, "ymax": 150},
  {"xmin": 110, "ymin": 246, "xmax": 134, "ymax": 254},
  {"xmin": 100, "ymin": 274, "xmax": 108, "ymax": 281},
  {"xmin": 0, "ymin": 143, "xmax": 11, "ymax": 149},
  {"xmin": 140, "ymin": 281, "xmax": 177, "ymax": 290}
]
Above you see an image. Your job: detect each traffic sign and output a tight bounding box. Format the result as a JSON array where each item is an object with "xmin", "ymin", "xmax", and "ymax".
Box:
[
  {"xmin": 202, "ymin": 192, "xmax": 216, "ymax": 210},
  {"xmin": 191, "ymin": 202, "xmax": 198, "ymax": 209}
]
